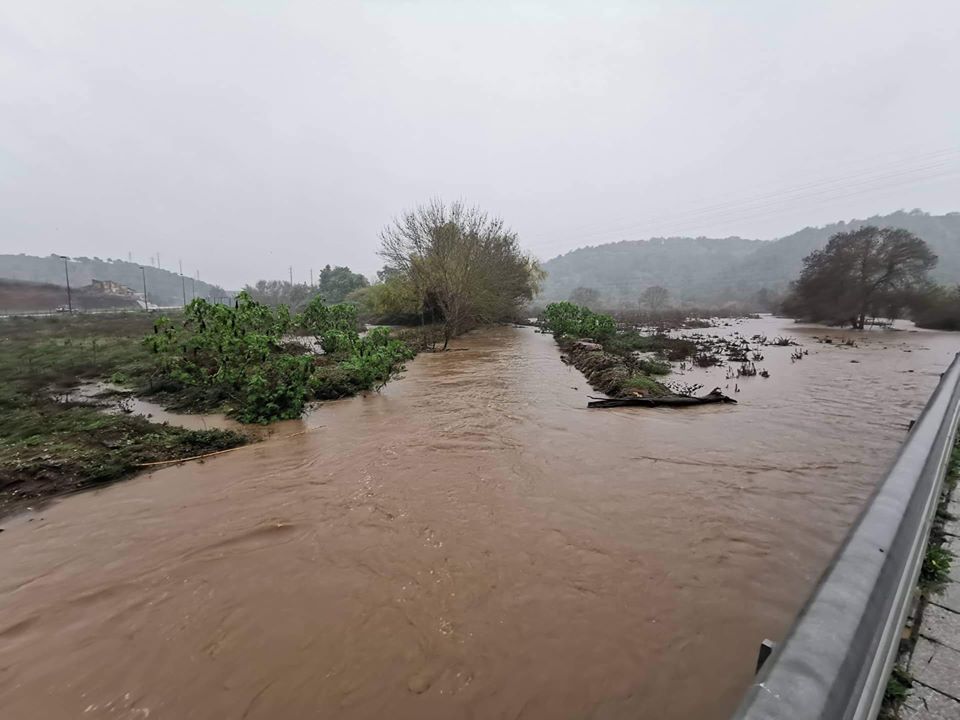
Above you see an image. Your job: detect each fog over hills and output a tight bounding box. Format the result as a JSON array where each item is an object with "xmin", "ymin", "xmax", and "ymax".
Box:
[{"xmin": 539, "ymin": 210, "xmax": 960, "ymax": 306}]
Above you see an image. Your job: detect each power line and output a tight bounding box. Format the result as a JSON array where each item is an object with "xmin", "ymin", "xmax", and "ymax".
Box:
[
  {"xmin": 524, "ymin": 147, "xmax": 960, "ymax": 247},
  {"xmin": 647, "ymin": 168, "xmax": 959, "ymax": 240},
  {"xmin": 522, "ymin": 147, "xmax": 960, "ymax": 254},
  {"xmin": 525, "ymin": 168, "xmax": 959, "ymax": 258},
  {"xmin": 567, "ymin": 159, "xmax": 958, "ymax": 246}
]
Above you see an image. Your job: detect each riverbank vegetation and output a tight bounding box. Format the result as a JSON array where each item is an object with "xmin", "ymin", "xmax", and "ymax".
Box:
[
  {"xmin": 0, "ymin": 313, "xmax": 246, "ymax": 517},
  {"xmin": 147, "ymin": 293, "xmax": 416, "ymax": 423},
  {"xmin": 528, "ymin": 294, "xmax": 770, "ymax": 332}
]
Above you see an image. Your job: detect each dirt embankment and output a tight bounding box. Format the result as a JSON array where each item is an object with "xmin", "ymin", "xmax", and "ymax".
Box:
[
  {"xmin": 0, "ymin": 279, "xmax": 139, "ymax": 313},
  {"xmin": 559, "ymin": 338, "xmax": 670, "ymax": 398},
  {"xmin": 562, "ymin": 340, "xmax": 630, "ymax": 395}
]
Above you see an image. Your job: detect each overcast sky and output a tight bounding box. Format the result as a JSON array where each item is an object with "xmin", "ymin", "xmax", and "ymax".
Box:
[{"xmin": 2, "ymin": 0, "xmax": 958, "ymax": 288}]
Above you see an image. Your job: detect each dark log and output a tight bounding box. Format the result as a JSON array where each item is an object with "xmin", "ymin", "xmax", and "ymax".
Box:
[{"xmin": 587, "ymin": 388, "xmax": 736, "ymax": 409}]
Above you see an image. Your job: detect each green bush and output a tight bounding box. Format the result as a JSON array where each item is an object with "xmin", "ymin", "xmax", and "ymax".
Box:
[
  {"xmin": 341, "ymin": 337, "xmax": 415, "ymax": 391},
  {"xmin": 298, "ymin": 297, "xmax": 361, "ymax": 354},
  {"xmin": 622, "ymin": 374, "xmax": 669, "ymax": 396},
  {"xmin": 543, "ymin": 302, "xmax": 616, "ymax": 341},
  {"xmin": 236, "ymin": 354, "xmax": 314, "ymax": 423},
  {"xmin": 145, "ymin": 293, "xmax": 309, "ymax": 421},
  {"xmin": 543, "ymin": 301, "xmax": 583, "ymax": 337},
  {"xmin": 146, "ymin": 292, "xmax": 417, "ymax": 422},
  {"xmin": 309, "ymin": 365, "xmax": 362, "ymax": 399},
  {"xmin": 320, "ymin": 329, "xmax": 358, "ymax": 356}
]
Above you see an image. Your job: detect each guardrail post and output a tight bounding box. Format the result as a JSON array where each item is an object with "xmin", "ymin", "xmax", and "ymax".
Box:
[{"xmin": 755, "ymin": 639, "xmax": 776, "ymax": 674}]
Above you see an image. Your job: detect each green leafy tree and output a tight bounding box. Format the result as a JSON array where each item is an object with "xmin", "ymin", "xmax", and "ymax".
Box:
[
  {"xmin": 316, "ymin": 265, "xmax": 369, "ymax": 304},
  {"xmin": 243, "ymin": 266, "xmax": 367, "ymax": 311}
]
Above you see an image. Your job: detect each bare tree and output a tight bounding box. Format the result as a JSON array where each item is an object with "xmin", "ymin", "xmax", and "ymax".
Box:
[{"xmin": 379, "ymin": 200, "xmax": 542, "ymax": 349}]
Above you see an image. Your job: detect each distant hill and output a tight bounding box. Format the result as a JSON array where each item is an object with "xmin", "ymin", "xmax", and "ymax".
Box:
[
  {"xmin": 539, "ymin": 210, "xmax": 960, "ymax": 306},
  {"xmin": 0, "ymin": 254, "xmax": 227, "ymax": 307}
]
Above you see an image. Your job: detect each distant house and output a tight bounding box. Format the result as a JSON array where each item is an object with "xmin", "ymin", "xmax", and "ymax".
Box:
[{"xmin": 89, "ymin": 279, "xmax": 137, "ymax": 297}]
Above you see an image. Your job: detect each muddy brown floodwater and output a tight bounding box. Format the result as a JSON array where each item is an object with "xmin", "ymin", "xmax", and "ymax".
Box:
[{"xmin": 1, "ymin": 318, "xmax": 958, "ymax": 720}]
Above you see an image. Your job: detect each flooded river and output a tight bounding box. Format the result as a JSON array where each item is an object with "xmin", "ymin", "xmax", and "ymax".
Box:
[{"xmin": 1, "ymin": 317, "xmax": 958, "ymax": 719}]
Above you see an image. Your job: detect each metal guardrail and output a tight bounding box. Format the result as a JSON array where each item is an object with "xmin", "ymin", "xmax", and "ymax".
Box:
[{"xmin": 731, "ymin": 351, "xmax": 960, "ymax": 720}]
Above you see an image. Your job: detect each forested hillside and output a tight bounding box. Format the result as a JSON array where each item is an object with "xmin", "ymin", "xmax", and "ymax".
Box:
[
  {"xmin": 0, "ymin": 254, "xmax": 227, "ymax": 306},
  {"xmin": 539, "ymin": 210, "xmax": 960, "ymax": 306}
]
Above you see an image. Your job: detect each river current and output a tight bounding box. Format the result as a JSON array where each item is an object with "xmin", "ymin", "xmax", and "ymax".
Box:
[{"xmin": 1, "ymin": 317, "xmax": 958, "ymax": 719}]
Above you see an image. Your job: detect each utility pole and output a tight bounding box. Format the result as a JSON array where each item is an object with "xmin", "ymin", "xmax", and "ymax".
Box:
[
  {"xmin": 310, "ymin": 268, "xmax": 314, "ymax": 287},
  {"xmin": 140, "ymin": 267, "xmax": 149, "ymax": 311},
  {"xmin": 289, "ymin": 266, "xmax": 293, "ymax": 285},
  {"xmin": 179, "ymin": 259, "xmax": 187, "ymax": 306},
  {"xmin": 59, "ymin": 256, "xmax": 73, "ymax": 312}
]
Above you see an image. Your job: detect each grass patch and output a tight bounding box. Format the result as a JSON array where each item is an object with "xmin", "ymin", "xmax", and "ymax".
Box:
[
  {"xmin": 921, "ymin": 543, "xmax": 955, "ymax": 595},
  {"xmin": 880, "ymin": 665, "xmax": 913, "ymax": 719},
  {"xmin": 623, "ymin": 374, "xmax": 671, "ymax": 396},
  {"xmin": 948, "ymin": 443, "xmax": 960, "ymax": 489},
  {"xmin": 0, "ymin": 313, "xmax": 246, "ymax": 517},
  {"xmin": 636, "ymin": 357, "xmax": 672, "ymax": 376}
]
